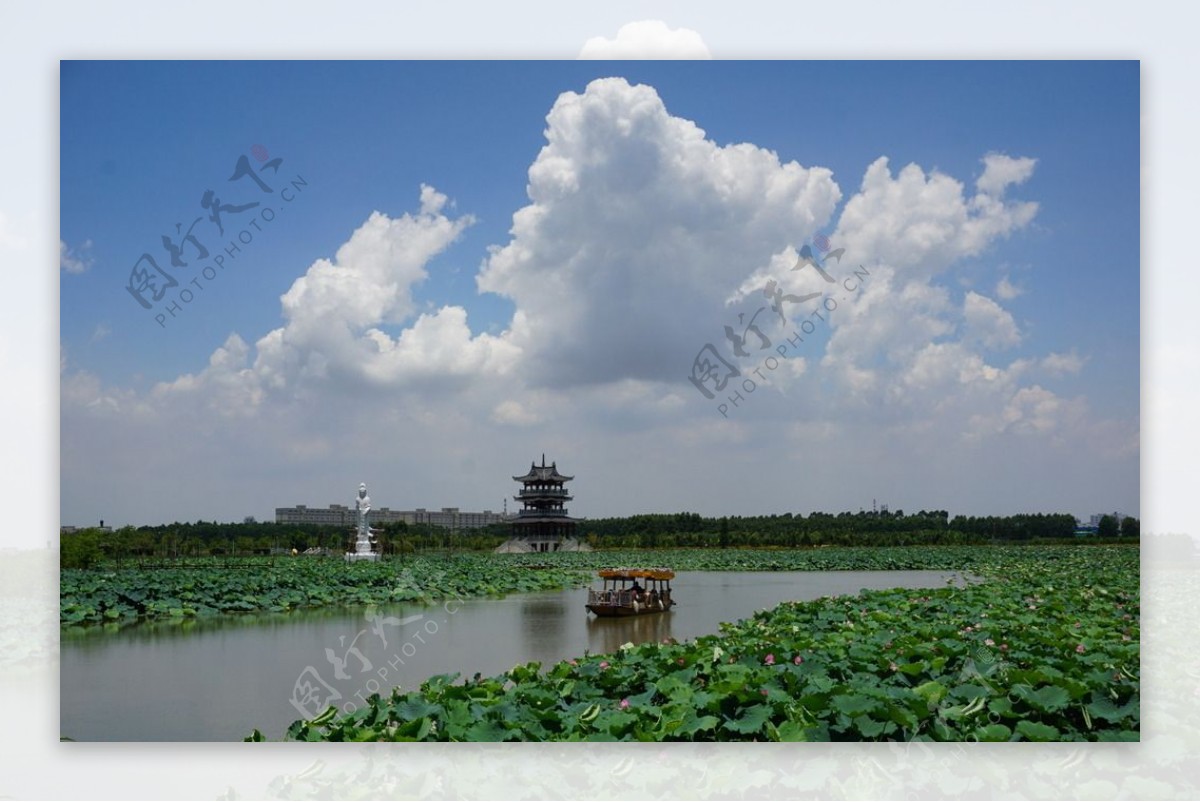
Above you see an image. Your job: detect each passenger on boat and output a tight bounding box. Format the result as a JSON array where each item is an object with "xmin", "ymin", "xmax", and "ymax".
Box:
[{"xmin": 630, "ymin": 580, "xmax": 643, "ymax": 602}]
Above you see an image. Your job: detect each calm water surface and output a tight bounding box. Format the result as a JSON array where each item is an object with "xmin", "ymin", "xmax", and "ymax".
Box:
[{"xmin": 61, "ymin": 569, "xmax": 965, "ymax": 741}]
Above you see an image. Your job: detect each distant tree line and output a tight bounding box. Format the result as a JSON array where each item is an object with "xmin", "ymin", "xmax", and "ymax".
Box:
[
  {"xmin": 579, "ymin": 510, "xmax": 1137, "ymax": 549},
  {"xmin": 59, "ymin": 519, "xmax": 510, "ymax": 569},
  {"xmin": 58, "ymin": 510, "xmax": 1140, "ymax": 569}
]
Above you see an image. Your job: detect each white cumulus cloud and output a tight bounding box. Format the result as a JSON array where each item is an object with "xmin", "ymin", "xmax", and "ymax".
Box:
[
  {"xmin": 153, "ymin": 333, "xmax": 265, "ymax": 417},
  {"xmin": 479, "ymin": 76, "xmax": 840, "ymax": 387},
  {"xmin": 278, "ymin": 186, "xmax": 468, "ymax": 344},
  {"xmin": 113, "ymin": 184, "xmax": 519, "ymax": 418},
  {"xmin": 60, "ymin": 238, "xmax": 93, "ymax": 274},
  {"xmin": 812, "ymin": 152, "xmax": 1042, "ymax": 423},
  {"xmin": 963, "ymin": 290, "xmax": 1021, "ymax": 349},
  {"xmin": 1001, "ymin": 385, "xmax": 1085, "ymax": 436},
  {"xmin": 88, "ymin": 323, "xmax": 111, "ymax": 344},
  {"xmin": 578, "ymin": 20, "xmax": 711, "ymax": 59},
  {"xmin": 247, "ymin": 185, "xmax": 519, "ymax": 390},
  {"xmin": 835, "ymin": 157, "xmax": 1038, "ymax": 280},
  {"xmin": 977, "ymin": 153, "xmax": 1038, "ymax": 197},
  {"xmin": 995, "ymin": 275, "xmax": 1023, "ymax": 300},
  {"xmin": 1041, "ymin": 350, "xmax": 1086, "ymax": 376}
]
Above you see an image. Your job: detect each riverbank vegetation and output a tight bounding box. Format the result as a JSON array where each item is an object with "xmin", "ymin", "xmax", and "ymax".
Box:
[
  {"xmin": 60, "ymin": 556, "xmax": 590, "ymax": 627},
  {"xmin": 254, "ymin": 544, "xmax": 1138, "ymax": 742},
  {"xmin": 62, "ymin": 543, "xmax": 1138, "ymax": 629}
]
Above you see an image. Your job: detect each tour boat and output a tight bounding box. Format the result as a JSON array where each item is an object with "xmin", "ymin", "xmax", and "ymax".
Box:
[{"xmin": 585, "ymin": 567, "xmax": 675, "ymax": 617}]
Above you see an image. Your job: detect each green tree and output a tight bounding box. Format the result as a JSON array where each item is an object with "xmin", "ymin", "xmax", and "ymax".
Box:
[
  {"xmin": 1120, "ymin": 516, "xmax": 1139, "ymax": 538},
  {"xmin": 719, "ymin": 517, "xmax": 730, "ymax": 549},
  {"xmin": 1098, "ymin": 515, "xmax": 1120, "ymax": 538},
  {"xmin": 111, "ymin": 526, "xmax": 136, "ymax": 564},
  {"xmin": 61, "ymin": 528, "xmax": 103, "ymax": 569}
]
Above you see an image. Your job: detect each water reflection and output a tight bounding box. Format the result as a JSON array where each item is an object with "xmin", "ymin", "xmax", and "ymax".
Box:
[
  {"xmin": 519, "ymin": 596, "xmax": 566, "ymax": 645},
  {"xmin": 585, "ymin": 612, "xmax": 674, "ymax": 655},
  {"xmin": 60, "ymin": 604, "xmax": 390, "ymax": 647}
]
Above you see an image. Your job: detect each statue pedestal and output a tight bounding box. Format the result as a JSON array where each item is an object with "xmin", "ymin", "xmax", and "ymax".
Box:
[{"xmin": 345, "ymin": 527, "xmax": 380, "ymax": 562}]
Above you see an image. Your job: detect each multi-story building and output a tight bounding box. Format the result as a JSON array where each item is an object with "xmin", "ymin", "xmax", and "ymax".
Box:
[
  {"xmin": 275, "ymin": 504, "xmax": 507, "ymax": 529},
  {"xmin": 275, "ymin": 504, "xmax": 354, "ymax": 527},
  {"xmin": 60, "ymin": 521, "xmax": 113, "ymax": 535},
  {"xmin": 402, "ymin": 508, "xmax": 507, "ymax": 528}
]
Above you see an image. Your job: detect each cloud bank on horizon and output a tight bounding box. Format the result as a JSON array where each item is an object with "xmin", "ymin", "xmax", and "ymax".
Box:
[{"xmin": 60, "ymin": 75, "xmax": 1137, "ymax": 527}]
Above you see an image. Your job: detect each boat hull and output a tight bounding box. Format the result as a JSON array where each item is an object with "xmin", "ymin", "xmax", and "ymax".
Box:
[{"xmin": 586, "ymin": 601, "xmax": 673, "ymax": 617}]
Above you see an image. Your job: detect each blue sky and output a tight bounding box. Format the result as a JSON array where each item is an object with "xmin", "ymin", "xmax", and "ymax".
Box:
[{"xmin": 60, "ymin": 60, "xmax": 1139, "ymax": 526}]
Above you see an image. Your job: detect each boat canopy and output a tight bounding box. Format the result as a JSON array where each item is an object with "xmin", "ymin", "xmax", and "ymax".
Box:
[{"xmin": 598, "ymin": 567, "xmax": 675, "ymax": 581}]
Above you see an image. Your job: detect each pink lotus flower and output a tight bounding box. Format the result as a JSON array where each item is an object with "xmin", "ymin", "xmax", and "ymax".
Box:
[
  {"xmin": 764, "ymin": 654, "xmax": 775, "ymax": 666},
  {"xmin": 889, "ymin": 661, "xmax": 899, "ymax": 672},
  {"xmin": 761, "ymin": 688, "xmax": 769, "ymax": 696},
  {"xmin": 984, "ymin": 639, "xmax": 995, "ymax": 647},
  {"xmin": 1000, "ymin": 644, "xmax": 1009, "ymax": 651},
  {"xmin": 677, "ymin": 658, "xmax": 686, "ymax": 665},
  {"xmin": 1075, "ymin": 643, "xmax": 1086, "ymax": 654},
  {"xmin": 793, "ymin": 655, "xmax": 804, "ymax": 665},
  {"xmin": 619, "ymin": 698, "xmax": 629, "ymax": 709},
  {"xmin": 568, "ymin": 659, "xmax": 577, "ymax": 666},
  {"xmin": 599, "ymin": 661, "xmax": 609, "ymax": 669}
]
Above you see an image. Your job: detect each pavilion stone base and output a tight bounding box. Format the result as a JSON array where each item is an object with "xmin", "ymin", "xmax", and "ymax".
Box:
[
  {"xmin": 344, "ymin": 552, "xmax": 381, "ymax": 562},
  {"xmin": 494, "ymin": 537, "xmax": 592, "ymax": 554}
]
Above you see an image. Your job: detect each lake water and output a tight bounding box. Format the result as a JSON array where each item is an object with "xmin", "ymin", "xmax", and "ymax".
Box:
[{"xmin": 61, "ymin": 569, "xmax": 965, "ymax": 741}]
